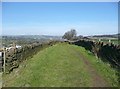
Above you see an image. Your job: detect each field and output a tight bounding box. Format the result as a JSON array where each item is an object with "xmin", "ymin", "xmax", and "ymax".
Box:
[
  {"xmin": 91, "ymin": 38, "xmax": 119, "ymax": 45},
  {"xmin": 3, "ymin": 43, "xmax": 119, "ymax": 87}
]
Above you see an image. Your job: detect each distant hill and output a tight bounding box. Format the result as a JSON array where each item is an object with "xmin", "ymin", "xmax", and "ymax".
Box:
[
  {"xmin": 2, "ymin": 35, "xmax": 62, "ymax": 40},
  {"xmin": 91, "ymin": 34, "xmax": 119, "ymax": 38},
  {"xmin": 2, "ymin": 35, "xmax": 62, "ymax": 47},
  {"xmin": 87, "ymin": 34, "xmax": 120, "ymax": 39}
]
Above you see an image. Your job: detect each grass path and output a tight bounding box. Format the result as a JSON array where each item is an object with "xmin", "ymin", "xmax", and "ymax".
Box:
[
  {"xmin": 3, "ymin": 43, "xmax": 118, "ymax": 87},
  {"xmin": 69, "ymin": 47, "xmax": 108, "ymax": 87}
]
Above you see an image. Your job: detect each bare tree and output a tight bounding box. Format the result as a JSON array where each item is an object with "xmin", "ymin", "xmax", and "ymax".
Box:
[{"xmin": 62, "ymin": 29, "xmax": 77, "ymax": 40}]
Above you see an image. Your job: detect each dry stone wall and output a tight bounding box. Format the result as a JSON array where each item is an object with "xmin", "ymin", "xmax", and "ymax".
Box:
[
  {"xmin": 72, "ymin": 40, "xmax": 120, "ymax": 68},
  {"xmin": 1, "ymin": 41, "xmax": 58, "ymax": 73}
]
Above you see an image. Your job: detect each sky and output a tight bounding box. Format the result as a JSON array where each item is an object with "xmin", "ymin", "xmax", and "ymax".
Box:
[{"xmin": 2, "ymin": 2, "xmax": 118, "ymax": 36}]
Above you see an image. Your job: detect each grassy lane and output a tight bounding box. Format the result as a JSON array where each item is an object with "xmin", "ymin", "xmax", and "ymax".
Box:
[
  {"xmin": 3, "ymin": 43, "xmax": 91, "ymax": 87},
  {"xmin": 3, "ymin": 43, "xmax": 118, "ymax": 87}
]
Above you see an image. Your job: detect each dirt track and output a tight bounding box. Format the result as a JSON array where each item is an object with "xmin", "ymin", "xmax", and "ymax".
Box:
[{"xmin": 71, "ymin": 47, "xmax": 110, "ymax": 87}]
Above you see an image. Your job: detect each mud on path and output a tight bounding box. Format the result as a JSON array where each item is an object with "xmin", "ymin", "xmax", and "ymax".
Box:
[{"xmin": 70, "ymin": 47, "xmax": 110, "ymax": 87}]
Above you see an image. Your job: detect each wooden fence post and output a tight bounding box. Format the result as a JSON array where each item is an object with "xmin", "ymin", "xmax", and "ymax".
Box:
[
  {"xmin": 3, "ymin": 47, "xmax": 6, "ymax": 73},
  {"xmin": 109, "ymin": 39, "xmax": 111, "ymax": 43}
]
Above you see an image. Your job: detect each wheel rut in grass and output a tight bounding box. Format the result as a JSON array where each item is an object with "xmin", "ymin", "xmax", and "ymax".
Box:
[{"xmin": 70, "ymin": 46, "xmax": 110, "ymax": 87}]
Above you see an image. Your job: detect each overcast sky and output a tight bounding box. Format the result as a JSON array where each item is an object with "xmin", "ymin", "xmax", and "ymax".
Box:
[{"xmin": 2, "ymin": 2, "xmax": 118, "ymax": 36}]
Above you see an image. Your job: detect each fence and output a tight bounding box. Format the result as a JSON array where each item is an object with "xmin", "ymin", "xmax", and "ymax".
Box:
[
  {"xmin": 72, "ymin": 40, "xmax": 120, "ymax": 68},
  {"xmin": 1, "ymin": 41, "xmax": 58, "ymax": 73}
]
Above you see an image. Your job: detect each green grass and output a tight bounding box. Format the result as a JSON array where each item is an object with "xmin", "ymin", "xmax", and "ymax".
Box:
[
  {"xmin": 93, "ymin": 38, "xmax": 119, "ymax": 45},
  {"xmin": 73, "ymin": 45, "xmax": 119, "ymax": 87},
  {"xmin": 3, "ymin": 43, "xmax": 91, "ymax": 87},
  {"xmin": 3, "ymin": 43, "xmax": 119, "ymax": 87}
]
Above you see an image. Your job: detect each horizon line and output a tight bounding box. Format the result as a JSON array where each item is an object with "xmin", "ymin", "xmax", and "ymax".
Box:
[{"xmin": 1, "ymin": 33, "xmax": 119, "ymax": 36}]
